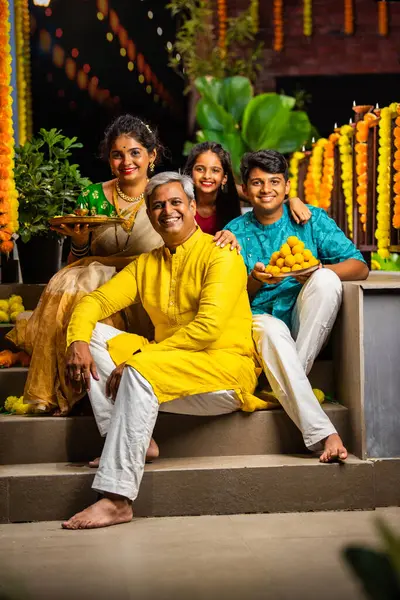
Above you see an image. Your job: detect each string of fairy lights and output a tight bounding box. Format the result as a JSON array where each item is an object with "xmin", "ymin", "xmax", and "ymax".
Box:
[{"xmin": 95, "ymin": 0, "xmax": 175, "ymax": 109}]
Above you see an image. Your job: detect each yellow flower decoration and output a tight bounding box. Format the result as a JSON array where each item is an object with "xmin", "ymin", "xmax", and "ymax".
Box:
[
  {"xmin": 375, "ymin": 106, "xmax": 393, "ymax": 259},
  {"xmin": 289, "ymin": 151, "xmax": 305, "ymax": 198}
]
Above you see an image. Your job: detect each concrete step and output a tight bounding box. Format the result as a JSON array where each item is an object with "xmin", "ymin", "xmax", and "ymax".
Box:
[
  {"xmin": 0, "ymin": 454, "xmax": 379, "ymax": 523},
  {"xmin": 0, "ymin": 404, "xmax": 349, "ymax": 465}
]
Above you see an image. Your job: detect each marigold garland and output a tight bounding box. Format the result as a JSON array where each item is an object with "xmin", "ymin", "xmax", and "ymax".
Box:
[
  {"xmin": 374, "ymin": 106, "xmax": 393, "ymax": 258},
  {"xmin": 273, "ymin": 0, "xmax": 283, "ymax": 52},
  {"xmin": 14, "ymin": 0, "xmax": 32, "ymax": 145},
  {"xmin": 319, "ymin": 136, "xmax": 338, "ymax": 210},
  {"xmin": 378, "ymin": 0, "xmax": 388, "ymax": 37},
  {"xmin": 338, "ymin": 125, "xmax": 354, "ymax": 235},
  {"xmin": 344, "ymin": 0, "xmax": 354, "ymax": 35},
  {"xmin": 304, "ymin": 139, "xmax": 325, "ymax": 206},
  {"xmin": 355, "ymin": 116, "xmax": 371, "ymax": 232},
  {"xmin": 250, "ymin": 0, "xmax": 259, "ymax": 34},
  {"xmin": 0, "ymin": 0, "xmax": 19, "ymax": 254},
  {"xmin": 217, "ymin": 0, "xmax": 227, "ymax": 59},
  {"xmin": 303, "ymin": 0, "xmax": 312, "ymax": 37},
  {"xmin": 289, "ymin": 151, "xmax": 305, "ymax": 198},
  {"xmin": 392, "ymin": 105, "xmax": 400, "ymax": 230}
]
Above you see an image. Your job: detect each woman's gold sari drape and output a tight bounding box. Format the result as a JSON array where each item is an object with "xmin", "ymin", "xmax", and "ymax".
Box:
[{"xmin": 6, "ymin": 205, "xmax": 163, "ymax": 414}]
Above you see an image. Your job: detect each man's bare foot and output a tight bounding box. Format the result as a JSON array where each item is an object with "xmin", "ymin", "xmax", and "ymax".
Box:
[
  {"xmin": 62, "ymin": 495, "xmax": 133, "ymax": 530},
  {"xmin": 320, "ymin": 433, "xmax": 348, "ymax": 463},
  {"xmin": 89, "ymin": 437, "xmax": 159, "ymax": 468}
]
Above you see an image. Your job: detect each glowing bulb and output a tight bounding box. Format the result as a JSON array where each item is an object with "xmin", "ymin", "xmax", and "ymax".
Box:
[
  {"xmin": 106, "ymin": 32, "xmax": 113, "ymax": 42},
  {"xmin": 139, "ymin": 74, "xmax": 145, "ymax": 83},
  {"xmin": 166, "ymin": 41, "xmax": 173, "ymax": 51},
  {"xmin": 120, "ymin": 48, "xmax": 127, "ymax": 57},
  {"xmin": 176, "ymin": 53, "xmax": 181, "ymax": 61},
  {"xmin": 146, "ymin": 85, "xmax": 152, "ymax": 94},
  {"xmin": 148, "ymin": 11, "xmax": 153, "ymax": 19},
  {"xmin": 97, "ymin": 12, "xmax": 104, "ymax": 21},
  {"xmin": 127, "ymin": 61, "xmax": 134, "ymax": 71},
  {"xmin": 157, "ymin": 27, "xmax": 163, "ymax": 36},
  {"xmin": 33, "ymin": 0, "xmax": 51, "ymax": 6}
]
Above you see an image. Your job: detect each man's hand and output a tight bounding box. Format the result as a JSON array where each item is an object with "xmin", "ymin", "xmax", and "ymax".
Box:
[
  {"xmin": 251, "ymin": 262, "xmax": 281, "ymax": 285},
  {"xmin": 65, "ymin": 341, "xmax": 99, "ymax": 393},
  {"xmin": 213, "ymin": 230, "xmax": 241, "ymax": 254},
  {"xmin": 106, "ymin": 362, "xmax": 126, "ymax": 402}
]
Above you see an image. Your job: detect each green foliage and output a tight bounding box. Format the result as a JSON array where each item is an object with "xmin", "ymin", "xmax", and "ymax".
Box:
[
  {"xmin": 372, "ymin": 252, "xmax": 400, "ymax": 271},
  {"xmin": 14, "ymin": 129, "xmax": 91, "ymax": 242},
  {"xmin": 167, "ymin": 0, "xmax": 263, "ymax": 85},
  {"xmin": 187, "ymin": 76, "xmax": 314, "ymax": 179},
  {"xmin": 344, "ymin": 519, "xmax": 400, "ymax": 600}
]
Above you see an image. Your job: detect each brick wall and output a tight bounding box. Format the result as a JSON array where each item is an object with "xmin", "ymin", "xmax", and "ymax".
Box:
[{"xmin": 230, "ymin": 0, "xmax": 400, "ymax": 80}]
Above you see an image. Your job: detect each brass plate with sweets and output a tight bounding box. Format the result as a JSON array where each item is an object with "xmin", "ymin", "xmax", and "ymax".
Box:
[{"xmin": 49, "ymin": 215, "xmax": 125, "ymax": 227}]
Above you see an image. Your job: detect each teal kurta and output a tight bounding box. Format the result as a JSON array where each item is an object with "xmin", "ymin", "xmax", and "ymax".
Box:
[{"xmin": 226, "ymin": 204, "xmax": 366, "ymax": 327}]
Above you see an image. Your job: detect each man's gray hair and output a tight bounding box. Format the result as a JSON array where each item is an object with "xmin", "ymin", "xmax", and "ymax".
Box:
[{"xmin": 145, "ymin": 171, "xmax": 195, "ymax": 205}]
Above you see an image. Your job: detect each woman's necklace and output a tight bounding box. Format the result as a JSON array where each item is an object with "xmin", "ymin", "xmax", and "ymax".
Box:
[
  {"xmin": 116, "ymin": 179, "xmax": 145, "ymax": 203},
  {"xmin": 112, "ymin": 183, "xmax": 145, "ymax": 236}
]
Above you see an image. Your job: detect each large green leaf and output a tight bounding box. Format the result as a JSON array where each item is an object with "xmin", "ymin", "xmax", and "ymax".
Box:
[
  {"xmin": 194, "ymin": 76, "xmax": 223, "ymax": 104},
  {"xmin": 196, "ymin": 98, "xmax": 236, "ymax": 133},
  {"xmin": 242, "ymin": 93, "xmax": 292, "ymax": 150},
  {"xmin": 220, "ymin": 76, "xmax": 253, "ymax": 123},
  {"xmin": 274, "ymin": 111, "xmax": 312, "ymax": 155}
]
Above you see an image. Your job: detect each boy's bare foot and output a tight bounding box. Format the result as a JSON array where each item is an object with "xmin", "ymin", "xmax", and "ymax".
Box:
[
  {"xmin": 89, "ymin": 437, "xmax": 159, "ymax": 468},
  {"xmin": 320, "ymin": 433, "xmax": 348, "ymax": 463},
  {"xmin": 62, "ymin": 495, "xmax": 133, "ymax": 530}
]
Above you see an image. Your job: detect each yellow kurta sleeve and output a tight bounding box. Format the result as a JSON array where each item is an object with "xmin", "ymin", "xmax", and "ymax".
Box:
[
  {"xmin": 141, "ymin": 247, "xmax": 247, "ymax": 354},
  {"xmin": 66, "ymin": 260, "xmax": 139, "ymax": 347}
]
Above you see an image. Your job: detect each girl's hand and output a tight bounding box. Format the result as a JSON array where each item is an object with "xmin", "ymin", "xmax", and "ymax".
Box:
[
  {"xmin": 50, "ymin": 223, "xmax": 91, "ymax": 246},
  {"xmin": 288, "ymin": 197, "xmax": 311, "ymax": 225},
  {"xmin": 213, "ymin": 230, "xmax": 241, "ymax": 254}
]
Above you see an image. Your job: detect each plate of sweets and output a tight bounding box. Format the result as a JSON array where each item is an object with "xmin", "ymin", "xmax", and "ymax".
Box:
[
  {"xmin": 266, "ymin": 236, "xmax": 320, "ymax": 278},
  {"xmin": 49, "ymin": 207, "xmax": 124, "ymax": 227}
]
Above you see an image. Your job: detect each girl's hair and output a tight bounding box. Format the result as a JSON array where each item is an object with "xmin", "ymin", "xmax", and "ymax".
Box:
[
  {"xmin": 183, "ymin": 142, "xmax": 241, "ymax": 229},
  {"xmin": 100, "ymin": 114, "xmax": 162, "ymax": 163}
]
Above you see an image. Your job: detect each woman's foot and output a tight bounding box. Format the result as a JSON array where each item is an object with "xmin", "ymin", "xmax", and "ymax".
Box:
[
  {"xmin": 89, "ymin": 437, "xmax": 159, "ymax": 468},
  {"xmin": 319, "ymin": 433, "xmax": 348, "ymax": 463},
  {"xmin": 62, "ymin": 495, "xmax": 133, "ymax": 530}
]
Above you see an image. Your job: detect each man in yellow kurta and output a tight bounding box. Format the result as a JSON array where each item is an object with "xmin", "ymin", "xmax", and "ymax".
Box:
[{"xmin": 62, "ymin": 171, "xmax": 261, "ymax": 530}]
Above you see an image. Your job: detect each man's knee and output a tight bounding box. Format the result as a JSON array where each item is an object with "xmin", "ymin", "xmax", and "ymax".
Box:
[
  {"xmin": 89, "ymin": 322, "xmax": 112, "ymax": 350},
  {"xmin": 310, "ymin": 268, "xmax": 342, "ymax": 300},
  {"xmin": 253, "ymin": 315, "xmax": 292, "ymax": 345}
]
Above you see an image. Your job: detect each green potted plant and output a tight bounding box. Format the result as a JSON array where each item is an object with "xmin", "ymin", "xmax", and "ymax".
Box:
[
  {"xmin": 14, "ymin": 128, "xmax": 91, "ymax": 283},
  {"xmin": 185, "ymin": 76, "xmax": 316, "ymax": 179}
]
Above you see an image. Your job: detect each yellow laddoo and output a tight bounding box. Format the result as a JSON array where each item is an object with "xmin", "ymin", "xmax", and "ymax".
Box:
[
  {"xmin": 279, "ymin": 243, "xmax": 291, "ymax": 258},
  {"xmin": 276, "ymin": 257, "xmax": 285, "ymax": 268},
  {"xmin": 287, "ymin": 236, "xmax": 299, "ymax": 248},
  {"xmin": 270, "ymin": 266, "xmax": 280, "ymax": 276},
  {"xmin": 271, "ymin": 251, "xmax": 280, "ymax": 263},
  {"xmin": 292, "ymin": 264, "xmax": 302, "ymax": 271},
  {"xmin": 293, "ymin": 253, "xmax": 304, "ymax": 264},
  {"xmin": 291, "ymin": 242, "xmax": 305, "ymax": 255},
  {"xmin": 303, "ymin": 249, "xmax": 312, "ymax": 261},
  {"xmin": 0, "ymin": 300, "xmax": 9, "ymax": 312},
  {"xmin": 281, "ymin": 267, "xmax": 291, "ymax": 273},
  {"xmin": 284, "ymin": 254, "xmax": 296, "ymax": 268}
]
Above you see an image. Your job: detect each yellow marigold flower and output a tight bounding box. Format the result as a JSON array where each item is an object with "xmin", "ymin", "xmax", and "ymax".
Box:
[{"xmin": 4, "ymin": 395, "xmax": 21, "ymax": 412}]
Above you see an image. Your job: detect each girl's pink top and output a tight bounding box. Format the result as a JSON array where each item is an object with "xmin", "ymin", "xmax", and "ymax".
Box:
[{"xmin": 195, "ymin": 212, "xmax": 218, "ymax": 235}]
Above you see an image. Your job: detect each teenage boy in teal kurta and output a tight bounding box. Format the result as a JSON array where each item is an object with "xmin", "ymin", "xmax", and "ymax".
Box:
[{"xmin": 226, "ymin": 150, "xmax": 369, "ymax": 462}]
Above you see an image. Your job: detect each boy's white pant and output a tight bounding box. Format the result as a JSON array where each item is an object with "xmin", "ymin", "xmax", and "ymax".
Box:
[
  {"xmin": 89, "ymin": 323, "xmax": 240, "ymax": 501},
  {"xmin": 253, "ymin": 268, "xmax": 343, "ymax": 450}
]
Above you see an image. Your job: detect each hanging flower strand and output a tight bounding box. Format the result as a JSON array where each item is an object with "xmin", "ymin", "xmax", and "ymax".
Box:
[
  {"xmin": 375, "ymin": 106, "xmax": 393, "ymax": 258},
  {"xmin": 338, "ymin": 125, "xmax": 354, "ymax": 236},
  {"xmin": 289, "ymin": 151, "xmax": 305, "ymax": 198},
  {"xmin": 273, "ymin": 0, "xmax": 283, "ymax": 52},
  {"xmin": 217, "ymin": 0, "xmax": 227, "ymax": 59},
  {"xmin": 22, "ymin": 0, "xmax": 32, "ymax": 139},
  {"xmin": 303, "ymin": 0, "xmax": 312, "ymax": 37},
  {"xmin": 393, "ymin": 105, "xmax": 400, "ymax": 229},
  {"xmin": 344, "ymin": 0, "xmax": 354, "ymax": 35},
  {"xmin": 250, "ymin": 0, "xmax": 259, "ymax": 34},
  {"xmin": 378, "ymin": 0, "xmax": 388, "ymax": 36},
  {"xmin": 0, "ymin": 0, "xmax": 19, "ymax": 254}
]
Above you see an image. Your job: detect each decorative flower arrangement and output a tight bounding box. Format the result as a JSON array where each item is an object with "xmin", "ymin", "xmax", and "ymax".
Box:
[
  {"xmin": 319, "ymin": 136, "xmax": 337, "ymax": 210},
  {"xmin": 338, "ymin": 125, "xmax": 354, "ymax": 236},
  {"xmin": 3, "ymin": 395, "xmax": 32, "ymax": 414},
  {"xmin": 217, "ymin": 0, "xmax": 227, "ymax": 58},
  {"xmin": 0, "ymin": 0, "xmax": 19, "ymax": 254},
  {"xmin": 393, "ymin": 105, "xmax": 400, "ymax": 230},
  {"xmin": 375, "ymin": 106, "xmax": 393, "ymax": 258},
  {"xmin": 289, "ymin": 150, "xmax": 305, "ymax": 198},
  {"xmin": 378, "ymin": 0, "xmax": 388, "ymax": 36},
  {"xmin": 273, "ymin": 0, "xmax": 284, "ymax": 52},
  {"xmin": 355, "ymin": 118, "xmax": 369, "ymax": 232},
  {"xmin": 303, "ymin": 0, "xmax": 312, "ymax": 37},
  {"xmin": 14, "ymin": 0, "xmax": 32, "ymax": 145}
]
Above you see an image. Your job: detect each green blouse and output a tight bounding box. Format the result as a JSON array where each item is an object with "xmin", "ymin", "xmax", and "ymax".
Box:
[{"xmin": 76, "ymin": 183, "xmax": 117, "ymax": 217}]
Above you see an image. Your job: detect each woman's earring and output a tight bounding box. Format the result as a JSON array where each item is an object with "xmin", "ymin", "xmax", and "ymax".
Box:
[{"xmin": 149, "ymin": 162, "xmax": 155, "ymax": 173}]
